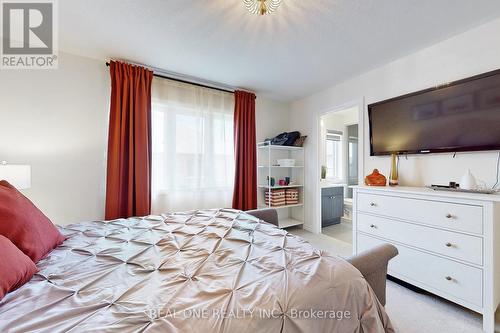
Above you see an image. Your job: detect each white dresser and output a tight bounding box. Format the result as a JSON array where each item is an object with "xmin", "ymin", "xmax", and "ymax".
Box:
[{"xmin": 353, "ymin": 186, "xmax": 500, "ymax": 332}]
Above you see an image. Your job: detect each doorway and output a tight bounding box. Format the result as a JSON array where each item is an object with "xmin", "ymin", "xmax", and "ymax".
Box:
[{"xmin": 317, "ymin": 102, "xmax": 363, "ymax": 254}]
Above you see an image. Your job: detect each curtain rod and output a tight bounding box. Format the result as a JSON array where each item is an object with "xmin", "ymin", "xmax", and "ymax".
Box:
[{"xmin": 105, "ymin": 61, "xmax": 236, "ymax": 94}]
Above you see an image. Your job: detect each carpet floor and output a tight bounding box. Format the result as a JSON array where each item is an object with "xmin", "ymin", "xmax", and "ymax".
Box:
[{"xmin": 322, "ymin": 222, "xmax": 353, "ymax": 244}]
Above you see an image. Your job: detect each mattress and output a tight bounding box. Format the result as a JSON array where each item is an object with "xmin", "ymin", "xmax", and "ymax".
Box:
[{"xmin": 0, "ymin": 209, "xmax": 393, "ymax": 333}]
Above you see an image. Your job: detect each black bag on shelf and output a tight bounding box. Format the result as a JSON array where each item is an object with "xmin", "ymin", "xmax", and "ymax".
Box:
[{"xmin": 270, "ymin": 131, "xmax": 301, "ymax": 146}]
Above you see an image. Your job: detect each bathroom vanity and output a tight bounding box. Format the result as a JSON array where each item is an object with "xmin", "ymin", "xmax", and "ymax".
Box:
[{"xmin": 321, "ymin": 184, "xmax": 344, "ymax": 227}]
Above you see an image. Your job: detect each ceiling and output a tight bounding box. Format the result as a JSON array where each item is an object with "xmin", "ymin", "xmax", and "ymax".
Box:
[{"xmin": 59, "ymin": 0, "xmax": 500, "ymax": 101}]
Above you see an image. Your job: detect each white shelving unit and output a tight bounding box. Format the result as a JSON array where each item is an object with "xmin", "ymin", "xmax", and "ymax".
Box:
[
  {"xmin": 258, "ymin": 185, "xmax": 304, "ymax": 189},
  {"xmin": 257, "ymin": 142, "xmax": 305, "ymax": 228}
]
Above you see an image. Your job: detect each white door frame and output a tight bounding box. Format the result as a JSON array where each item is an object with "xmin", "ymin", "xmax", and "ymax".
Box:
[{"xmin": 314, "ymin": 98, "xmax": 365, "ymax": 236}]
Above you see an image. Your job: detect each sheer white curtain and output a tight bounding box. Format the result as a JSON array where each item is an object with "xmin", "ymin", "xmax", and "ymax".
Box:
[{"xmin": 151, "ymin": 77, "xmax": 235, "ymax": 214}]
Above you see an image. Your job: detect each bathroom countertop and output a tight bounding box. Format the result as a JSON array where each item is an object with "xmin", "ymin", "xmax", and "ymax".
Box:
[{"xmin": 320, "ymin": 181, "xmax": 347, "ymax": 189}]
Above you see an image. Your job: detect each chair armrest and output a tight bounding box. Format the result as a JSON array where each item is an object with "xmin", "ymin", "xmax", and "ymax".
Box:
[
  {"xmin": 347, "ymin": 244, "xmax": 398, "ymax": 306},
  {"xmin": 245, "ymin": 209, "xmax": 279, "ymax": 227}
]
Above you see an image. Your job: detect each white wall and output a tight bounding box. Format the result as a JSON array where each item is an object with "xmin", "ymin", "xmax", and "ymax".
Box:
[
  {"xmin": 0, "ymin": 51, "xmax": 290, "ymax": 225},
  {"xmin": 0, "ymin": 52, "xmax": 110, "ymax": 225},
  {"xmin": 256, "ymin": 97, "xmax": 290, "ymax": 142},
  {"xmin": 290, "ymin": 17, "xmax": 500, "ymax": 233}
]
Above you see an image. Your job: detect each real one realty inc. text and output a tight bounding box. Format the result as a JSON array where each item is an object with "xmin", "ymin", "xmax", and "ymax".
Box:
[{"xmin": 146, "ymin": 307, "xmax": 352, "ymax": 321}]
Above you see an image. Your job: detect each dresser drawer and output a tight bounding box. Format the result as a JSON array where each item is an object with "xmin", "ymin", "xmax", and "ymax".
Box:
[
  {"xmin": 357, "ymin": 233, "xmax": 483, "ymax": 307},
  {"xmin": 357, "ymin": 192, "xmax": 483, "ymax": 235},
  {"xmin": 358, "ymin": 213, "xmax": 483, "ymax": 265}
]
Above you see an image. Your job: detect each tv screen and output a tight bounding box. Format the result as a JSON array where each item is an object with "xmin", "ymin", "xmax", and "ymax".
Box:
[{"xmin": 369, "ymin": 69, "xmax": 500, "ymax": 156}]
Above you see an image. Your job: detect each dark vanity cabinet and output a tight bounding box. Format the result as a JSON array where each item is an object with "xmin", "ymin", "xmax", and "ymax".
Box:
[{"xmin": 321, "ymin": 186, "xmax": 344, "ymax": 227}]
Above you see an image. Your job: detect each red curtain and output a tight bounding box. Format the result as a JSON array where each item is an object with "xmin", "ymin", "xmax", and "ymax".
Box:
[
  {"xmin": 232, "ymin": 90, "xmax": 257, "ymax": 211},
  {"xmin": 105, "ymin": 61, "xmax": 153, "ymax": 220}
]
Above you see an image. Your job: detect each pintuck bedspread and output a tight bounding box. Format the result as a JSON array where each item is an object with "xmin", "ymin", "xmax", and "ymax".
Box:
[{"xmin": 0, "ymin": 209, "xmax": 394, "ymax": 333}]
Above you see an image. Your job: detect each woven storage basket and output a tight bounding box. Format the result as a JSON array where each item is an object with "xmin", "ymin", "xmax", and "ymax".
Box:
[
  {"xmin": 264, "ymin": 189, "xmax": 286, "ymax": 207},
  {"xmin": 285, "ymin": 188, "xmax": 299, "ymax": 205}
]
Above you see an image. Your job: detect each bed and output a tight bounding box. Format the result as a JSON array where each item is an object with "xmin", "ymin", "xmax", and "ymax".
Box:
[{"xmin": 0, "ymin": 208, "xmax": 395, "ymax": 333}]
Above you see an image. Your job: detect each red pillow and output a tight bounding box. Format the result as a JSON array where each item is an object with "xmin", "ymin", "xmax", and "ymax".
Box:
[
  {"xmin": 0, "ymin": 234, "xmax": 38, "ymax": 300},
  {"xmin": 0, "ymin": 180, "xmax": 66, "ymax": 262}
]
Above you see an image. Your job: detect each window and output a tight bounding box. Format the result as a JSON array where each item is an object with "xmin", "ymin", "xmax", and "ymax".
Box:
[
  {"xmin": 151, "ymin": 77, "xmax": 235, "ymax": 213},
  {"xmin": 326, "ymin": 130, "xmax": 342, "ymax": 180}
]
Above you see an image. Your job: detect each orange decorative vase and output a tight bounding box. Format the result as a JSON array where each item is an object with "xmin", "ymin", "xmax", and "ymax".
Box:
[{"xmin": 365, "ymin": 169, "xmax": 387, "ymax": 186}]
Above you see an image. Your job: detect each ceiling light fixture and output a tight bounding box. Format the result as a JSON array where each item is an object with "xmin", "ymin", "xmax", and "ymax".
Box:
[{"xmin": 244, "ymin": 0, "xmax": 282, "ymax": 15}]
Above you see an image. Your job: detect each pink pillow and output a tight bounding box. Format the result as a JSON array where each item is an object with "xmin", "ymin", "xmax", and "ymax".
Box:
[
  {"xmin": 0, "ymin": 180, "xmax": 66, "ymax": 262},
  {"xmin": 0, "ymin": 234, "xmax": 38, "ymax": 300}
]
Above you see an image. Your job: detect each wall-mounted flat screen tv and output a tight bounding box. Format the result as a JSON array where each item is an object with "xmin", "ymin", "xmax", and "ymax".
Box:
[{"xmin": 369, "ymin": 69, "xmax": 500, "ymax": 156}]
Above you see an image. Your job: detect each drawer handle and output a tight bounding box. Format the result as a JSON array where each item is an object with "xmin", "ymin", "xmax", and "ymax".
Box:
[
  {"xmin": 445, "ymin": 242, "xmax": 453, "ymax": 247},
  {"xmin": 446, "ymin": 214, "xmax": 453, "ymax": 219},
  {"xmin": 329, "ymin": 196, "xmax": 336, "ymax": 199},
  {"xmin": 370, "ymin": 202, "xmax": 377, "ymax": 207},
  {"xmin": 445, "ymin": 276, "xmax": 453, "ymax": 281},
  {"xmin": 370, "ymin": 224, "xmax": 377, "ymax": 229}
]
